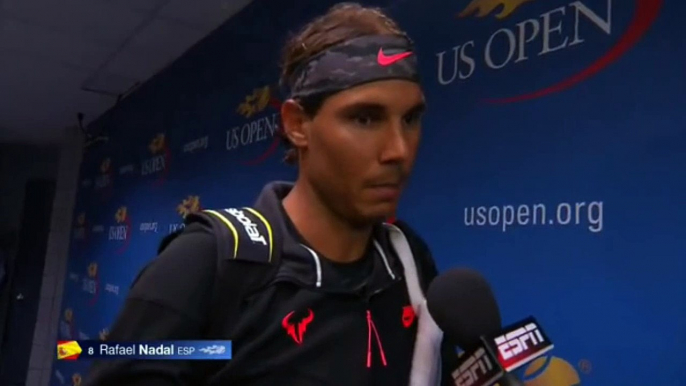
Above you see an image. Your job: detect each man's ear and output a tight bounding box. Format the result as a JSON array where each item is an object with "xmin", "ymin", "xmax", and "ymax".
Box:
[{"xmin": 280, "ymin": 99, "xmax": 310, "ymax": 149}]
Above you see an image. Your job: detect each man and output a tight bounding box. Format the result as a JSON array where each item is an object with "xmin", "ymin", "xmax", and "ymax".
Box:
[{"xmin": 85, "ymin": 3, "xmax": 457, "ymax": 385}]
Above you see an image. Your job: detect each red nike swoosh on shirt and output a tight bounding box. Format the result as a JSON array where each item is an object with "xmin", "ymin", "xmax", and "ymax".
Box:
[{"xmin": 377, "ymin": 49, "xmax": 413, "ymax": 66}]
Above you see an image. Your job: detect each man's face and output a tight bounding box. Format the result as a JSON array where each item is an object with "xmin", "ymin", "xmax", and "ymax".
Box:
[{"xmin": 302, "ymin": 79, "xmax": 425, "ymax": 224}]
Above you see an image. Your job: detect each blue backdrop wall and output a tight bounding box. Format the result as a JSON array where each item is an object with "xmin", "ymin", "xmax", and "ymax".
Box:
[{"xmin": 52, "ymin": 0, "xmax": 685, "ymax": 385}]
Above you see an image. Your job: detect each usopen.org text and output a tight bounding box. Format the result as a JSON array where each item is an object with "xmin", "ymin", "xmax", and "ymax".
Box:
[{"xmin": 464, "ymin": 201, "xmax": 603, "ymax": 233}]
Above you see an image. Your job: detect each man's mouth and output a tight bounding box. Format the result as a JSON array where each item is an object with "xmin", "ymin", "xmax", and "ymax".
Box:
[{"xmin": 367, "ymin": 183, "xmax": 403, "ymax": 200}]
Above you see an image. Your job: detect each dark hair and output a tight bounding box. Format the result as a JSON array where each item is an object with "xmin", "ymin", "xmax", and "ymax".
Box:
[{"xmin": 278, "ymin": 2, "xmax": 409, "ymax": 164}]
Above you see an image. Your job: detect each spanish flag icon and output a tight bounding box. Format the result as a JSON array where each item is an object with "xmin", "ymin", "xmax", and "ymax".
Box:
[{"xmin": 57, "ymin": 341, "xmax": 82, "ymax": 360}]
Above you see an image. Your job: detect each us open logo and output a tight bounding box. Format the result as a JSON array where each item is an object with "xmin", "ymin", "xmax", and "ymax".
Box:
[
  {"xmin": 142, "ymin": 133, "xmax": 171, "ymax": 186},
  {"xmin": 108, "ymin": 206, "xmax": 131, "ymax": 254},
  {"xmin": 94, "ymin": 157, "xmax": 114, "ymax": 201},
  {"xmin": 82, "ymin": 262, "xmax": 100, "ymax": 306},
  {"xmin": 226, "ymin": 85, "xmax": 283, "ymax": 166},
  {"xmin": 437, "ymin": 0, "xmax": 663, "ymax": 103},
  {"xmin": 169, "ymin": 195, "xmax": 202, "ymax": 233}
]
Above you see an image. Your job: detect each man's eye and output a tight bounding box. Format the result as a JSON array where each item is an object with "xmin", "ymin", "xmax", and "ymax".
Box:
[
  {"xmin": 350, "ymin": 113, "xmax": 376, "ymax": 126},
  {"xmin": 403, "ymin": 111, "xmax": 422, "ymax": 126}
]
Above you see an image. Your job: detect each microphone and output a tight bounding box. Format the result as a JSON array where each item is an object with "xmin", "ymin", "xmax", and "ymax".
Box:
[{"xmin": 426, "ymin": 268, "xmax": 554, "ymax": 386}]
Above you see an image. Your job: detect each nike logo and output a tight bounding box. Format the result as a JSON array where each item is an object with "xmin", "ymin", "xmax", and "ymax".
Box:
[{"xmin": 377, "ymin": 48, "xmax": 413, "ymax": 66}]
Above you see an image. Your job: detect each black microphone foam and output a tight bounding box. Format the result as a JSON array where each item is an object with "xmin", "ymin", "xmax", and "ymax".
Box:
[{"xmin": 426, "ymin": 268, "xmax": 502, "ymax": 352}]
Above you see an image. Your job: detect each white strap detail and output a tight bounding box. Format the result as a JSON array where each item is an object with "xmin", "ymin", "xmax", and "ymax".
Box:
[
  {"xmin": 413, "ymin": 300, "xmax": 444, "ymax": 385},
  {"xmin": 299, "ymin": 244, "xmax": 322, "ymax": 288},
  {"xmin": 385, "ymin": 223, "xmax": 444, "ymax": 386},
  {"xmin": 373, "ymin": 240, "xmax": 397, "ymax": 280}
]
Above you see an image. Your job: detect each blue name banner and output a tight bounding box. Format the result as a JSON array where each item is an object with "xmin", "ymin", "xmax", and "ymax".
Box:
[{"xmin": 60, "ymin": 340, "xmax": 232, "ymax": 360}]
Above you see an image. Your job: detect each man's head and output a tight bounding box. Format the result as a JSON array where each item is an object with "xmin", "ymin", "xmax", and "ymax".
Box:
[{"xmin": 279, "ymin": 3, "xmax": 425, "ymax": 226}]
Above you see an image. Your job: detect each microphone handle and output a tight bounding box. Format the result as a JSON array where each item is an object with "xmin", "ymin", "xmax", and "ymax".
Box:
[{"xmin": 496, "ymin": 372, "xmax": 525, "ymax": 386}]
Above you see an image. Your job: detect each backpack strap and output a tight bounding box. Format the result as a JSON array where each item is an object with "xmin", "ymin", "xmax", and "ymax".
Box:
[
  {"xmin": 183, "ymin": 207, "xmax": 280, "ymax": 338},
  {"xmin": 383, "ymin": 222, "xmax": 425, "ymax": 308},
  {"xmin": 384, "ymin": 221, "xmax": 444, "ymax": 386}
]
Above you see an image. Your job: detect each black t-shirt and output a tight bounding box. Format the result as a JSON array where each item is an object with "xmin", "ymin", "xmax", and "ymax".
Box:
[
  {"xmin": 280, "ymin": 203, "xmax": 375, "ymax": 294},
  {"xmin": 322, "ymin": 255, "xmax": 374, "ymax": 293}
]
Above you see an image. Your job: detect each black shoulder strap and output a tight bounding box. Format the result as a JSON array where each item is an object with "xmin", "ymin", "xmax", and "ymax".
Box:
[
  {"xmin": 192, "ymin": 207, "xmax": 280, "ymax": 338},
  {"xmin": 160, "ymin": 207, "xmax": 280, "ymax": 339}
]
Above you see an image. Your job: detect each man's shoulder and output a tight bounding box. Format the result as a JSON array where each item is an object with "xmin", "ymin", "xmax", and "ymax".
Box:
[
  {"xmin": 183, "ymin": 207, "xmax": 277, "ymax": 265},
  {"xmin": 127, "ymin": 222, "xmax": 217, "ymax": 319},
  {"xmin": 387, "ymin": 219, "xmax": 431, "ymax": 256}
]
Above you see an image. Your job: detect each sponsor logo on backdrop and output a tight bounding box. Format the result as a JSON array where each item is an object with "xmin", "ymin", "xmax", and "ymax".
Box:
[
  {"xmin": 227, "ymin": 85, "xmax": 282, "ymax": 165},
  {"xmin": 82, "ymin": 262, "xmax": 100, "ymax": 306},
  {"xmin": 464, "ymin": 200, "xmax": 603, "ymax": 233},
  {"xmin": 119, "ymin": 163, "xmax": 135, "ymax": 175},
  {"xmin": 183, "ymin": 135, "xmax": 209, "ymax": 153},
  {"xmin": 437, "ymin": 0, "xmax": 663, "ymax": 103},
  {"xmin": 169, "ymin": 195, "xmax": 203, "ymax": 233},
  {"xmin": 105, "ymin": 283, "xmax": 120, "ymax": 296},
  {"xmin": 109, "ymin": 206, "xmax": 131, "ymax": 254},
  {"xmin": 99, "ymin": 328, "xmax": 110, "ymax": 341},
  {"xmin": 94, "ymin": 157, "xmax": 114, "ymax": 201},
  {"xmin": 522, "ymin": 355, "xmax": 586, "ymax": 385},
  {"xmin": 78, "ymin": 331, "xmax": 89, "ymax": 340},
  {"xmin": 60, "ymin": 308, "xmax": 75, "ymax": 340},
  {"xmin": 142, "ymin": 133, "xmax": 171, "ymax": 186},
  {"xmin": 72, "ymin": 373, "xmax": 82, "ymax": 386},
  {"xmin": 140, "ymin": 221, "xmax": 159, "ymax": 234}
]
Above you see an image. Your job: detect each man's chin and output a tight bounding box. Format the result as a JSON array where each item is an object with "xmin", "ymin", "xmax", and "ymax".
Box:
[{"xmin": 363, "ymin": 203, "xmax": 397, "ymax": 222}]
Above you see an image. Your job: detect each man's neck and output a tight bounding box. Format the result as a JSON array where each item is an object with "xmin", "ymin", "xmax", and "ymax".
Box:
[{"xmin": 282, "ymin": 181, "xmax": 372, "ymax": 264}]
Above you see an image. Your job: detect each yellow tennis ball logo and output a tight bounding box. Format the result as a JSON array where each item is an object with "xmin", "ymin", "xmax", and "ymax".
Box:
[
  {"xmin": 522, "ymin": 356, "xmax": 582, "ymax": 386},
  {"xmin": 237, "ymin": 86, "xmax": 271, "ymax": 118},
  {"xmin": 88, "ymin": 262, "xmax": 98, "ymax": 278},
  {"xmin": 149, "ymin": 133, "xmax": 166, "ymax": 154},
  {"xmin": 177, "ymin": 195, "xmax": 201, "ymax": 218},
  {"xmin": 115, "ymin": 206, "xmax": 128, "ymax": 223}
]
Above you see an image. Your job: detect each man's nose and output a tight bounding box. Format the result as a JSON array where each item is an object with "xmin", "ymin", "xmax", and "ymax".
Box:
[{"xmin": 378, "ymin": 121, "xmax": 411, "ymax": 164}]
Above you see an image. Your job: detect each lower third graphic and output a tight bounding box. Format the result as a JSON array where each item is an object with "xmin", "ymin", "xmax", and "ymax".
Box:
[{"xmin": 57, "ymin": 340, "xmax": 232, "ymax": 360}]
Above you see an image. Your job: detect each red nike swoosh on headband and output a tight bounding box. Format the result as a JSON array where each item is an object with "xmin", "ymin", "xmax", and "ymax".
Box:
[{"xmin": 377, "ymin": 48, "xmax": 413, "ymax": 66}]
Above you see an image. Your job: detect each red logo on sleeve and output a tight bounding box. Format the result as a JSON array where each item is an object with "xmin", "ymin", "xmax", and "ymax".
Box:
[
  {"xmin": 282, "ymin": 309, "xmax": 314, "ymax": 345},
  {"xmin": 402, "ymin": 305, "xmax": 416, "ymax": 328}
]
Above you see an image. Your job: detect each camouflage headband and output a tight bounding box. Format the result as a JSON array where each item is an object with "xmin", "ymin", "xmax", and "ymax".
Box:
[{"xmin": 288, "ymin": 35, "xmax": 420, "ymax": 99}]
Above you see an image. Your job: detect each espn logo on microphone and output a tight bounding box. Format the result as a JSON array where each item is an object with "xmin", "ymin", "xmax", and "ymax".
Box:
[
  {"xmin": 489, "ymin": 316, "xmax": 554, "ymax": 372},
  {"xmin": 451, "ymin": 346, "xmax": 503, "ymax": 386}
]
